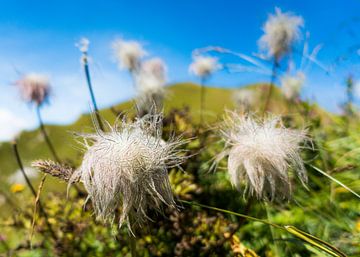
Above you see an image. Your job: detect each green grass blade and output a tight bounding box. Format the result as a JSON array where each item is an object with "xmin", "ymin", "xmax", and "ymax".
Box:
[
  {"xmin": 178, "ymin": 199, "xmax": 283, "ymax": 229},
  {"xmin": 310, "ymin": 165, "xmax": 360, "ymax": 200},
  {"xmin": 285, "ymin": 226, "xmax": 347, "ymax": 257}
]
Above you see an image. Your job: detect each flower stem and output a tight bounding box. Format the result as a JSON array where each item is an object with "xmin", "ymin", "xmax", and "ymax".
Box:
[
  {"xmin": 36, "ymin": 106, "xmax": 60, "ymax": 163},
  {"xmin": 265, "ymin": 204, "xmax": 281, "ymax": 256},
  {"xmin": 11, "ymin": 141, "xmax": 57, "ymax": 241},
  {"xmin": 200, "ymin": 78, "xmax": 206, "ymax": 125},
  {"xmin": 82, "ymin": 54, "xmax": 104, "ymax": 131},
  {"xmin": 179, "ymin": 199, "xmax": 282, "ymax": 229},
  {"xmin": 262, "ymin": 60, "xmax": 278, "ymax": 115},
  {"xmin": 129, "ymin": 236, "xmax": 137, "ymax": 257},
  {"xmin": 208, "ymin": 198, "xmax": 253, "ymax": 254}
]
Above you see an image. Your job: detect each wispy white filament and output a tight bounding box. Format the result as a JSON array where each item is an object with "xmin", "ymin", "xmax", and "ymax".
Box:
[
  {"xmin": 15, "ymin": 73, "xmax": 51, "ymax": 106},
  {"xmin": 258, "ymin": 7, "xmax": 303, "ymax": 60},
  {"xmin": 112, "ymin": 39, "xmax": 147, "ymax": 71},
  {"xmin": 216, "ymin": 113, "xmax": 309, "ymax": 200},
  {"xmin": 71, "ymin": 114, "xmax": 186, "ymax": 231},
  {"xmin": 189, "ymin": 55, "xmax": 220, "ymax": 78}
]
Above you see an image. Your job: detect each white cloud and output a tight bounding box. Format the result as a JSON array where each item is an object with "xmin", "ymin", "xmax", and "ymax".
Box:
[{"xmin": 0, "ymin": 108, "xmax": 30, "ymax": 141}]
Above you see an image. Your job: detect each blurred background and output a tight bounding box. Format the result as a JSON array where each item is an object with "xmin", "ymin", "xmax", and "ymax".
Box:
[{"xmin": 1, "ymin": 0, "xmax": 360, "ymax": 141}]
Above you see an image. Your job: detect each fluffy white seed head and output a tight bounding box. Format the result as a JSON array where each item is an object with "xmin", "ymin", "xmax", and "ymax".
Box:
[
  {"xmin": 280, "ymin": 72, "xmax": 305, "ymax": 100},
  {"xmin": 258, "ymin": 7, "xmax": 303, "ymax": 60},
  {"xmin": 136, "ymin": 58, "xmax": 167, "ymax": 115},
  {"xmin": 233, "ymin": 89, "xmax": 255, "ymax": 110},
  {"xmin": 15, "ymin": 73, "xmax": 51, "ymax": 106},
  {"xmin": 217, "ymin": 113, "xmax": 309, "ymax": 200},
  {"xmin": 189, "ymin": 56, "xmax": 220, "ymax": 78},
  {"xmin": 76, "ymin": 37, "xmax": 90, "ymax": 53},
  {"xmin": 71, "ymin": 114, "xmax": 186, "ymax": 231},
  {"xmin": 112, "ymin": 39, "xmax": 147, "ymax": 71}
]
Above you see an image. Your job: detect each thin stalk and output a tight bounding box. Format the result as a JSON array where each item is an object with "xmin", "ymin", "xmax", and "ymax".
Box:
[
  {"xmin": 130, "ymin": 69, "xmax": 144, "ymax": 119},
  {"xmin": 262, "ymin": 60, "xmax": 278, "ymax": 115},
  {"xmin": 129, "ymin": 236, "xmax": 137, "ymax": 257},
  {"xmin": 209, "ymin": 198, "xmax": 253, "ymax": 253},
  {"xmin": 310, "ymin": 165, "xmax": 360, "ymax": 200},
  {"xmin": 12, "ymin": 142, "xmax": 37, "ymax": 196},
  {"xmin": 12, "ymin": 141, "xmax": 57, "ymax": 241},
  {"xmin": 30, "ymin": 174, "xmax": 47, "ymax": 245},
  {"xmin": 200, "ymin": 78, "xmax": 206, "ymax": 125},
  {"xmin": 126, "ymin": 214, "xmax": 137, "ymax": 257},
  {"xmin": 36, "ymin": 106, "xmax": 60, "ymax": 163},
  {"xmin": 82, "ymin": 54, "xmax": 104, "ymax": 131},
  {"xmin": 266, "ymin": 204, "xmax": 281, "ymax": 256},
  {"xmin": 179, "ymin": 199, "xmax": 282, "ymax": 229}
]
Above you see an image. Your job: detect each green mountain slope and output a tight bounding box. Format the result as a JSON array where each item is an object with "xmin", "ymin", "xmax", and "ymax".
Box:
[{"xmin": 0, "ymin": 82, "xmax": 331, "ymax": 179}]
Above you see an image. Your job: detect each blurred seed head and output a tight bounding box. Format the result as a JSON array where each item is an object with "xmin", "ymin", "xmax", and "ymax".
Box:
[
  {"xmin": 112, "ymin": 39, "xmax": 147, "ymax": 71},
  {"xmin": 189, "ymin": 55, "xmax": 220, "ymax": 78},
  {"xmin": 15, "ymin": 73, "xmax": 51, "ymax": 106},
  {"xmin": 76, "ymin": 37, "xmax": 90, "ymax": 53},
  {"xmin": 258, "ymin": 7, "xmax": 303, "ymax": 60},
  {"xmin": 280, "ymin": 72, "xmax": 305, "ymax": 100},
  {"xmin": 71, "ymin": 114, "xmax": 186, "ymax": 232},
  {"xmin": 217, "ymin": 112, "xmax": 309, "ymax": 200},
  {"xmin": 136, "ymin": 58, "xmax": 167, "ymax": 115},
  {"xmin": 233, "ymin": 89, "xmax": 255, "ymax": 110}
]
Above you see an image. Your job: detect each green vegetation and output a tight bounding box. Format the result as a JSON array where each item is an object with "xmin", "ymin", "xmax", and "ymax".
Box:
[{"xmin": 0, "ymin": 83, "xmax": 359, "ymax": 257}]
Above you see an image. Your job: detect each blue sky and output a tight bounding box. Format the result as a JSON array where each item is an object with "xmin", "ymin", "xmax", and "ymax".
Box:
[{"xmin": 1, "ymin": 0, "xmax": 360, "ymax": 140}]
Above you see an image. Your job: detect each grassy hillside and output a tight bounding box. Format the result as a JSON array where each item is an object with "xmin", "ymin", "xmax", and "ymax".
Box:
[{"xmin": 0, "ymin": 82, "xmax": 331, "ymax": 179}]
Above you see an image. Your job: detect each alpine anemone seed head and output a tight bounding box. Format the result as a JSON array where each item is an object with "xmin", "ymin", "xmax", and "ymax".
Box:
[
  {"xmin": 217, "ymin": 112, "xmax": 309, "ymax": 201},
  {"xmin": 16, "ymin": 73, "xmax": 51, "ymax": 106},
  {"xmin": 112, "ymin": 39, "xmax": 147, "ymax": 71},
  {"xmin": 71, "ymin": 114, "xmax": 186, "ymax": 232},
  {"xmin": 136, "ymin": 58, "xmax": 167, "ymax": 116},
  {"xmin": 280, "ymin": 72, "xmax": 305, "ymax": 100},
  {"xmin": 189, "ymin": 56, "xmax": 220, "ymax": 78},
  {"xmin": 76, "ymin": 37, "xmax": 90, "ymax": 53},
  {"xmin": 258, "ymin": 7, "xmax": 303, "ymax": 60},
  {"xmin": 233, "ymin": 89, "xmax": 255, "ymax": 110}
]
